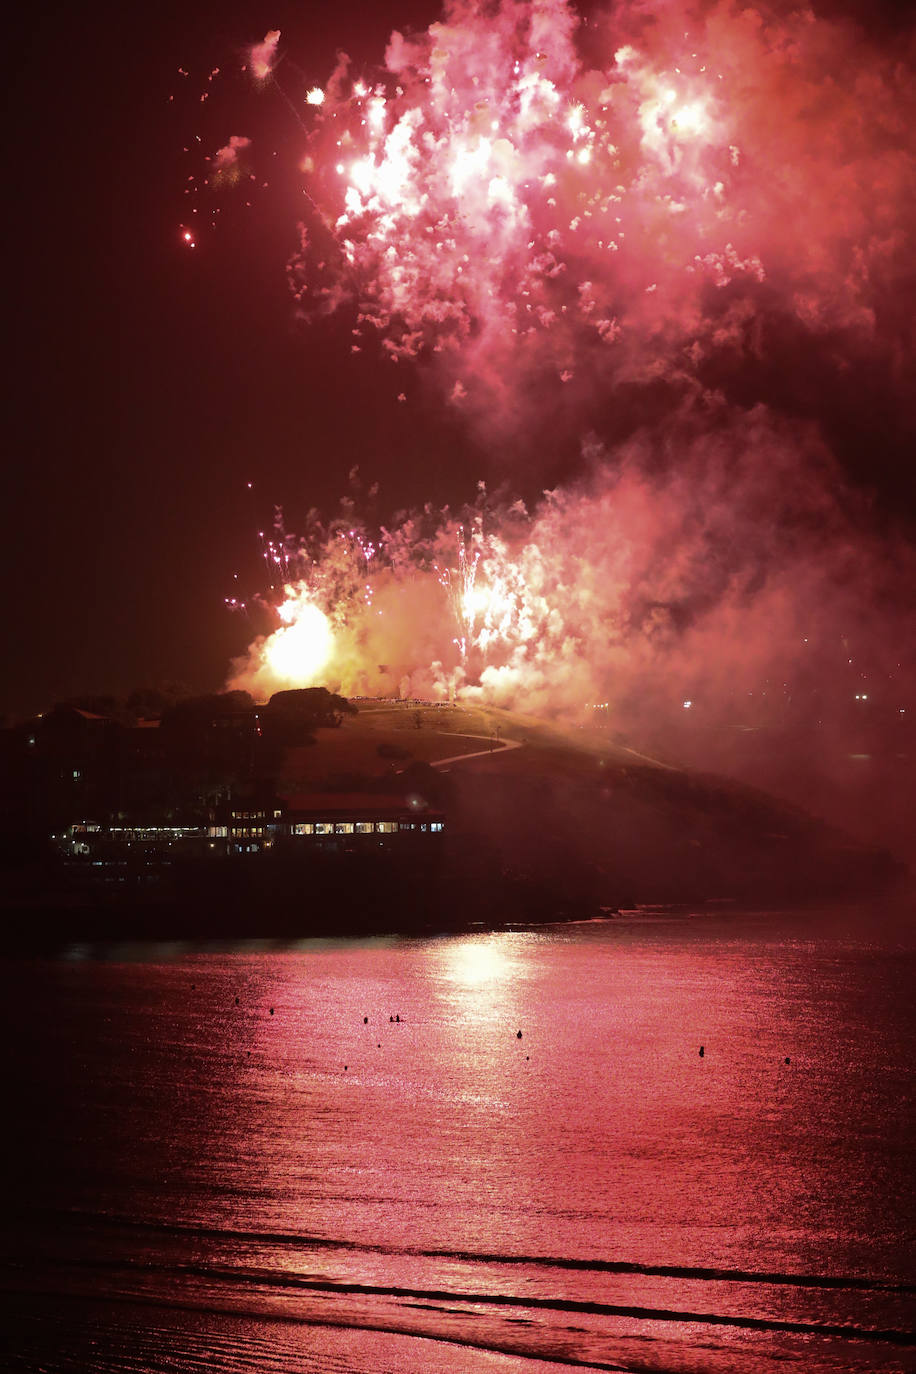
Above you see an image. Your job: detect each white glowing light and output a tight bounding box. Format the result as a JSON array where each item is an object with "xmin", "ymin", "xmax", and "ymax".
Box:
[
  {"xmin": 444, "ymin": 939, "xmax": 511, "ymax": 987},
  {"xmin": 306, "ymin": 87, "xmax": 325, "ymax": 106},
  {"xmin": 263, "ymin": 598, "xmax": 333, "ymax": 683}
]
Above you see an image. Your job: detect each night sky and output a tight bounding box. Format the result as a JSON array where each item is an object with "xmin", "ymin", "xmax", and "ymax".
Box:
[{"xmin": 5, "ymin": 0, "xmax": 915, "ymax": 723}]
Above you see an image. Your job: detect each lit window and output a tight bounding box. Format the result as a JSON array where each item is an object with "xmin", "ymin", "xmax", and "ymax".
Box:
[
  {"xmin": 293, "ymin": 823, "xmax": 314, "ymax": 836},
  {"xmin": 355, "ymin": 822, "xmax": 373, "ymax": 834},
  {"xmin": 315, "ymin": 822, "xmax": 333, "ymax": 835},
  {"xmin": 376, "ymin": 821, "xmax": 397, "ymax": 834},
  {"xmin": 335, "ymin": 822, "xmax": 354, "ymax": 834}
]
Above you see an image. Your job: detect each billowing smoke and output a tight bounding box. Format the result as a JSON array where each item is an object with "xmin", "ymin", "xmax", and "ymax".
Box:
[
  {"xmin": 220, "ymin": 1, "xmax": 914, "ymax": 854},
  {"xmin": 230, "ymin": 406, "xmax": 913, "ymax": 712},
  {"xmin": 286, "ymin": 0, "xmax": 914, "ymax": 452}
]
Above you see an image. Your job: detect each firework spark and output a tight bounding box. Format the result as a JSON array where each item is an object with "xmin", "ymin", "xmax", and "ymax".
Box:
[
  {"xmin": 214, "ymin": 2, "xmax": 913, "ymax": 747},
  {"xmin": 274, "ymin": 0, "xmax": 913, "ymax": 439},
  {"xmin": 250, "ymin": 29, "xmax": 281, "ymax": 83},
  {"xmin": 228, "ymin": 411, "xmax": 914, "ymax": 727}
]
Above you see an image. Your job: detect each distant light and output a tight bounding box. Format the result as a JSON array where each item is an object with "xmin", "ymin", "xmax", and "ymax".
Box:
[
  {"xmin": 683, "ymin": 700, "xmax": 692, "ymax": 709},
  {"xmin": 305, "ymin": 87, "xmax": 325, "ymax": 105}
]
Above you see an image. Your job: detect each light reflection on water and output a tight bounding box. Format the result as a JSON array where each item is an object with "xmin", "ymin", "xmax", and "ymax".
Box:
[{"xmin": 4, "ymin": 912, "xmax": 915, "ymax": 1373}]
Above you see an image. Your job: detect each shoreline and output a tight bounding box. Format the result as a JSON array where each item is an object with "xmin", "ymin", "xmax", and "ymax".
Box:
[{"xmin": 2, "ymin": 867, "xmax": 910, "ymax": 955}]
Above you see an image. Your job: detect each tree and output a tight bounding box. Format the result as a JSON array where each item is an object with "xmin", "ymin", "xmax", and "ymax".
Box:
[{"xmin": 266, "ymin": 688, "xmax": 357, "ymax": 729}]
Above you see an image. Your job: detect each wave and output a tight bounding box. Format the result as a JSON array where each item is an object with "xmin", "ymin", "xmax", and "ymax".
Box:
[
  {"xmin": 44, "ymin": 1207, "xmax": 916, "ymax": 1297},
  {"xmin": 33, "ymin": 1250, "xmax": 916, "ymax": 1348},
  {"xmin": 10, "ymin": 1287, "xmax": 641, "ymax": 1373}
]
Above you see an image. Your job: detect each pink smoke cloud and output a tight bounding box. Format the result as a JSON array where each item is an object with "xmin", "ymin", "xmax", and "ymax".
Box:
[
  {"xmin": 283, "ymin": 0, "xmax": 913, "ymax": 452},
  {"xmin": 250, "ymin": 28, "xmax": 280, "ymax": 82}
]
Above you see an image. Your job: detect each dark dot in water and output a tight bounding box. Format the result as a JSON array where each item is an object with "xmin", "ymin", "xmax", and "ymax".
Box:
[
  {"xmin": 526, "ymin": 1055, "xmax": 529, "ymax": 1061},
  {"xmin": 699, "ymin": 1046, "xmax": 705, "ymax": 1057},
  {"xmin": 378, "ymin": 1043, "xmax": 381, "ymax": 1048},
  {"xmin": 344, "ymin": 1065, "xmax": 348, "ymax": 1071},
  {"xmin": 517, "ymin": 1030, "xmax": 523, "ymax": 1039},
  {"xmin": 191, "ymin": 983, "xmax": 195, "ymax": 991},
  {"xmin": 364, "ymin": 1016, "xmax": 368, "ymax": 1024},
  {"xmin": 270, "ymin": 1008, "xmax": 274, "ymax": 1016},
  {"xmin": 235, "ymin": 996, "xmax": 239, "ymax": 1005},
  {"xmin": 785, "ymin": 1056, "xmax": 791, "ymax": 1065},
  {"xmin": 246, "ymin": 1050, "xmax": 251, "ymax": 1056}
]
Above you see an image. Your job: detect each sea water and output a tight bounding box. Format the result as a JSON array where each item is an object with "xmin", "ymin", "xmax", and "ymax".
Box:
[{"xmin": 2, "ymin": 908, "xmax": 914, "ymax": 1372}]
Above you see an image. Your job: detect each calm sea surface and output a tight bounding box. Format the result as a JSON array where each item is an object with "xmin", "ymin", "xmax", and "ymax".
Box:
[{"xmin": 2, "ymin": 907, "xmax": 914, "ymax": 1373}]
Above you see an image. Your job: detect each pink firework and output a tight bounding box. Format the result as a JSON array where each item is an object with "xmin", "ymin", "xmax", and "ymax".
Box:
[{"xmin": 283, "ymin": 0, "xmax": 912, "ymax": 434}]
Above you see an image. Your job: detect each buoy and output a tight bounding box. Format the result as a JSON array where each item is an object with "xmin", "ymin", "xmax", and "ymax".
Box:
[
  {"xmin": 699, "ymin": 1045, "xmax": 704, "ymax": 1057},
  {"xmin": 364, "ymin": 1016, "xmax": 368, "ymax": 1024},
  {"xmin": 517, "ymin": 1030, "xmax": 523, "ymax": 1039},
  {"xmin": 784, "ymin": 1056, "xmax": 791, "ymax": 1065},
  {"xmin": 270, "ymin": 1007, "xmax": 274, "ymax": 1016}
]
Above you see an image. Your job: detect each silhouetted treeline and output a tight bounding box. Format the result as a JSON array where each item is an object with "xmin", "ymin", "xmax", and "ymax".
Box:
[{"xmin": 0, "ymin": 687, "xmax": 360, "ymax": 861}]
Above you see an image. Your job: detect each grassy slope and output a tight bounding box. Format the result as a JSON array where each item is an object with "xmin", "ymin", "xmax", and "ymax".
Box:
[{"xmin": 280, "ymin": 704, "xmax": 904, "ymax": 908}]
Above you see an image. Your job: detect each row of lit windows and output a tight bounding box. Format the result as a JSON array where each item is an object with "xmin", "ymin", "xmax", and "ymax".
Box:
[
  {"xmin": 61, "ymin": 820, "xmax": 445, "ymax": 843},
  {"xmin": 291, "ymin": 820, "xmax": 444, "ymax": 836},
  {"xmin": 109, "ymin": 826, "xmax": 203, "ymax": 837}
]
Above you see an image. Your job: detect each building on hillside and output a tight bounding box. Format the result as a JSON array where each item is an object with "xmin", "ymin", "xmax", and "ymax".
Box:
[
  {"xmin": 6, "ymin": 706, "xmax": 123, "ymax": 834},
  {"xmin": 223, "ymin": 798, "xmax": 286, "ymax": 853},
  {"xmin": 278, "ymin": 792, "xmax": 446, "ymax": 853}
]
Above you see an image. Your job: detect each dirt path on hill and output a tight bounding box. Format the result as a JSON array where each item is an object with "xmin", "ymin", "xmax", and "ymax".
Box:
[{"xmin": 430, "ymin": 733, "xmax": 524, "ymax": 768}]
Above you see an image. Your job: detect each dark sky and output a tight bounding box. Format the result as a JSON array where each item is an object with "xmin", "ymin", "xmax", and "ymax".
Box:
[
  {"xmin": 5, "ymin": 0, "xmax": 914, "ymax": 722},
  {"xmin": 5, "ymin": 1, "xmax": 449, "ymax": 720}
]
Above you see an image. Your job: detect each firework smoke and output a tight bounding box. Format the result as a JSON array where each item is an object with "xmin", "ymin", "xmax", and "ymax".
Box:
[
  {"xmin": 215, "ymin": 1, "xmax": 913, "ymax": 851},
  {"xmin": 230, "ymin": 408, "xmax": 913, "ymax": 721},
  {"xmin": 280, "ymin": 0, "xmax": 914, "ymax": 449},
  {"xmin": 250, "ymin": 29, "xmax": 281, "ymax": 83}
]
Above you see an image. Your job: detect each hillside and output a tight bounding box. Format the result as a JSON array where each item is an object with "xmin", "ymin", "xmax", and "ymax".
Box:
[
  {"xmin": 274, "ymin": 701, "xmax": 904, "ymax": 912},
  {"xmin": 2, "ymin": 699, "xmax": 905, "ymax": 945}
]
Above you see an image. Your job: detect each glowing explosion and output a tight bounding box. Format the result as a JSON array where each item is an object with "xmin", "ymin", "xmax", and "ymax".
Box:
[{"xmin": 206, "ymin": 1, "xmax": 913, "ymax": 716}]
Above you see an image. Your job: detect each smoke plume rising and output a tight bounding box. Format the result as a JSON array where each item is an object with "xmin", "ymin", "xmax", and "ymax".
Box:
[{"xmin": 220, "ymin": 1, "xmax": 914, "ymax": 853}]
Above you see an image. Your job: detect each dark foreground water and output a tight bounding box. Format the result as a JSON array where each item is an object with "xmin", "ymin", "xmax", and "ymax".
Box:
[{"xmin": 2, "ymin": 907, "xmax": 914, "ymax": 1373}]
